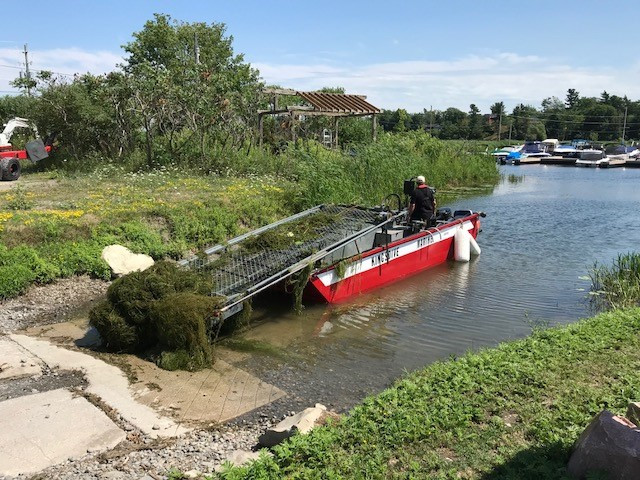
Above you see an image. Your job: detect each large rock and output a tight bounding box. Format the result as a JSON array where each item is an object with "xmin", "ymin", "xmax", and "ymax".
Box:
[
  {"xmin": 567, "ymin": 410, "xmax": 640, "ymax": 479},
  {"xmin": 259, "ymin": 403, "xmax": 327, "ymax": 447},
  {"xmin": 214, "ymin": 450, "xmax": 270, "ymax": 472},
  {"xmin": 101, "ymin": 245, "xmax": 154, "ymax": 276}
]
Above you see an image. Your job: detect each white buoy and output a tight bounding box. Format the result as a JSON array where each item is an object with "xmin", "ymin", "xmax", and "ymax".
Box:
[
  {"xmin": 469, "ymin": 232, "xmax": 481, "ymax": 256},
  {"xmin": 454, "ymin": 228, "xmax": 470, "ymax": 262}
]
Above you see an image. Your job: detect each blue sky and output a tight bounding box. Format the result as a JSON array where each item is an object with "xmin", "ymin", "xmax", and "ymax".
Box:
[{"xmin": 1, "ymin": 0, "xmax": 638, "ymax": 112}]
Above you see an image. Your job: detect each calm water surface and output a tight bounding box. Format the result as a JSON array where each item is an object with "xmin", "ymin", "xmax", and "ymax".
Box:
[{"xmin": 235, "ymin": 165, "xmax": 640, "ymax": 410}]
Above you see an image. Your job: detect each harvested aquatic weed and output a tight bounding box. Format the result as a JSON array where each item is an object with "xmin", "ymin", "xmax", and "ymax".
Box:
[
  {"xmin": 241, "ymin": 212, "xmax": 337, "ymax": 253},
  {"xmin": 89, "ymin": 260, "xmax": 224, "ymax": 370}
]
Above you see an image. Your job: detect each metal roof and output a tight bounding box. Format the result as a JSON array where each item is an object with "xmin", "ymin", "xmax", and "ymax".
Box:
[{"xmin": 296, "ymin": 91, "xmax": 381, "ymax": 115}]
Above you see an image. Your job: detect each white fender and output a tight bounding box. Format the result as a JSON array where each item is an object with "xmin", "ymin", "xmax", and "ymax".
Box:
[
  {"xmin": 468, "ymin": 232, "xmax": 481, "ymax": 256},
  {"xmin": 454, "ymin": 227, "xmax": 470, "ymax": 262}
]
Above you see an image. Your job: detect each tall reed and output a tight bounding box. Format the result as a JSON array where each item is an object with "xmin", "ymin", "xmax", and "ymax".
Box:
[{"xmin": 590, "ymin": 252, "xmax": 640, "ymax": 311}]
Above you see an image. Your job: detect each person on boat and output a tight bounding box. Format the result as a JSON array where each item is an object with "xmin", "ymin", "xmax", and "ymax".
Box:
[{"xmin": 408, "ymin": 175, "xmax": 436, "ymax": 224}]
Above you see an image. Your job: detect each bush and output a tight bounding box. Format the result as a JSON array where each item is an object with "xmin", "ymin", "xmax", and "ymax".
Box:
[{"xmin": 0, "ymin": 264, "xmax": 35, "ymax": 299}]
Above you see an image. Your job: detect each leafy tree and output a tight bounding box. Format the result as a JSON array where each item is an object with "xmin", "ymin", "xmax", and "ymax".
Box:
[
  {"xmin": 440, "ymin": 108, "xmax": 467, "ymax": 139},
  {"xmin": 512, "ymin": 104, "xmax": 546, "ymax": 140},
  {"xmin": 392, "ymin": 109, "xmax": 411, "ymax": 132},
  {"xmin": 122, "ymin": 13, "xmax": 262, "ymax": 165}
]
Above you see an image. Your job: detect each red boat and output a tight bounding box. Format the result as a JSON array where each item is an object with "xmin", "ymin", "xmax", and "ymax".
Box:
[
  {"xmin": 306, "ymin": 212, "xmax": 482, "ymax": 303},
  {"xmin": 182, "ymin": 202, "xmax": 484, "ymax": 319}
]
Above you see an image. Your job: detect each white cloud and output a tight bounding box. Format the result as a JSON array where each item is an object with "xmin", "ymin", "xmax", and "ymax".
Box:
[
  {"xmin": 0, "ymin": 47, "xmax": 122, "ymax": 93},
  {"xmin": 1, "ymin": 47, "xmax": 637, "ymax": 115},
  {"xmin": 254, "ymin": 53, "xmax": 640, "ymax": 112}
]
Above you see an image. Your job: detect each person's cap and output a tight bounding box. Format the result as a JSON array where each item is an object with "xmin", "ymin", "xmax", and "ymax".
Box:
[{"xmin": 416, "ymin": 175, "xmax": 425, "ymax": 184}]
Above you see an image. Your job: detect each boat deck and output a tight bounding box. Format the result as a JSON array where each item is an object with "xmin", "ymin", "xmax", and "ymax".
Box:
[{"xmin": 600, "ymin": 158, "xmax": 627, "ymax": 168}]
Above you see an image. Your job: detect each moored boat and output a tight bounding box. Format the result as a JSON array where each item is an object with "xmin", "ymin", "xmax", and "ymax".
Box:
[
  {"xmin": 182, "ymin": 192, "xmax": 486, "ymax": 318},
  {"xmin": 575, "ymin": 149, "xmax": 608, "ymax": 168},
  {"xmin": 306, "ymin": 210, "xmax": 483, "ymax": 303}
]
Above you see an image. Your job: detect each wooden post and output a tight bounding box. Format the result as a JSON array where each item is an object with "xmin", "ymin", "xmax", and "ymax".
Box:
[
  {"xmin": 258, "ymin": 113, "xmax": 264, "ymax": 147},
  {"xmin": 372, "ymin": 114, "xmax": 377, "ymax": 142},
  {"xmin": 291, "ymin": 113, "xmax": 296, "ymax": 144},
  {"xmin": 334, "ymin": 117, "xmax": 339, "ymax": 149}
]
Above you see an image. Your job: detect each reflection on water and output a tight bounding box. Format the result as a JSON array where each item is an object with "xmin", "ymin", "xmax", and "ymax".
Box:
[{"xmin": 237, "ymin": 165, "xmax": 640, "ymax": 406}]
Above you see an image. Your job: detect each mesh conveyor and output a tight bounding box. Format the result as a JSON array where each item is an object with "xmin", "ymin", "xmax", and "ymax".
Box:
[{"xmin": 179, "ymin": 204, "xmax": 405, "ymax": 316}]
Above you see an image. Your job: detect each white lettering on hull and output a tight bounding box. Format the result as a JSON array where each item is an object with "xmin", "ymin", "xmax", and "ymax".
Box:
[{"xmin": 317, "ymin": 221, "xmax": 474, "ymax": 287}]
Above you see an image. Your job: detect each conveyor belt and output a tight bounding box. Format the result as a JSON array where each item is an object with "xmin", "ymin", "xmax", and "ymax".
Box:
[{"xmin": 179, "ymin": 204, "xmax": 404, "ymax": 315}]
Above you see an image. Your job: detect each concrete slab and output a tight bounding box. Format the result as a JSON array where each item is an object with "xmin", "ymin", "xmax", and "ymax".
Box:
[
  {"xmin": 0, "ymin": 388, "xmax": 125, "ymax": 477},
  {"xmin": 0, "ymin": 336, "xmax": 43, "ymax": 380},
  {"xmin": 129, "ymin": 354, "xmax": 286, "ymax": 424},
  {"xmin": 10, "ymin": 334, "xmax": 188, "ymax": 438}
]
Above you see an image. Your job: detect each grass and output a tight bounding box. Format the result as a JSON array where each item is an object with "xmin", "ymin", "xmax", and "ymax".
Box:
[
  {"xmin": 0, "ymin": 133, "xmax": 499, "ymax": 299},
  {"xmin": 214, "ymin": 307, "xmax": 640, "ymax": 479},
  {"xmin": 590, "ymin": 252, "xmax": 640, "ymax": 311}
]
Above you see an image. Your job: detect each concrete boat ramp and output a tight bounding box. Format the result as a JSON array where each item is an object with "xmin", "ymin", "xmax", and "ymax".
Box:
[{"xmin": 0, "ymin": 327, "xmax": 285, "ymax": 478}]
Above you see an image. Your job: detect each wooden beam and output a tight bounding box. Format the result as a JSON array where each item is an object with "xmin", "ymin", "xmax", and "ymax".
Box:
[
  {"xmin": 258, "ymin": 113, "xmax": 264, "ymax": 147},
  {"xmin": 263, "ymin": 88, "xmax": 297, "ymax": 95}
]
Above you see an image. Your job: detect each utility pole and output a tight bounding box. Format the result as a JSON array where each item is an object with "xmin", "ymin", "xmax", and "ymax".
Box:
[
  {"xmin": 497, "ymin": 111, "xmax": 502, "ymax": 142},
  {"xmin": 622, "ymin": 106, "xmax": 628, "ymax": 143},
  {"xmin": 194, "ymin": 32, "xmax": 200, "ymax": 65},
  {"xmin": 429, "ymin": 105, "xmax": 433, "ymax": 135},
  {"xmin": 23, "ymin": 44, "xmax": 31, "ymax": 97}
]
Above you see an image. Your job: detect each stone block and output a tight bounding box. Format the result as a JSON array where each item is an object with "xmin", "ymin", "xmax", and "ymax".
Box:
[{"xmin": 258, "ymin": 403, "xmax": 327, "ymax": 447}]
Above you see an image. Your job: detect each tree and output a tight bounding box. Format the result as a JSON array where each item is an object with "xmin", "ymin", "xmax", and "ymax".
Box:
[
  {"xmin": 489, "ymin": 102, "xmax": 505, "ymax": 139},
  {"xmin": 440, "ymin": 108, "xmax": 467, "ymax": 139},
  {"xmin": 122, "ymin": 14, "xmax": 262, "ymax": 165},
  {"xmin": 468, "ymin": 104, "xmax": 483, "ymax": 139},
  {"xmin": 512, "ymin": 104, "xmax": 546, "ymax": 140},
  {"xmin": 565, "ymin": 89, "xmax": 580, "ymax": 109},
  {"xmin": 392, "ymin": 109, "xmax": 411, "ymax": 132},
  {"xmin": 541, "ymin": 96, "xmax": 571, "ymax": 140}
]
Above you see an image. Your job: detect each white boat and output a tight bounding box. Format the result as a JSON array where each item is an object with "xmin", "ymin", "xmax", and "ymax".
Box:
[
  {"xmin": 491, "ymin": 145, "xmax": 522, "ymax": 163},
  {"xmin": 553, "ymin": 143, "xmax": 579, "ymax": 157},
  {"xmin": 520, "ymin": 141, "xmax": 551, "ymax": 159},
  {"xmin": 575, "ymin": 149, "xmax": 608, "ymax": 167}
]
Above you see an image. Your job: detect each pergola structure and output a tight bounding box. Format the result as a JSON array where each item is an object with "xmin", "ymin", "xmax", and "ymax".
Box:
[{"xmin": 258, "ymin": 88, "xmax": 381, "ymax": 147}]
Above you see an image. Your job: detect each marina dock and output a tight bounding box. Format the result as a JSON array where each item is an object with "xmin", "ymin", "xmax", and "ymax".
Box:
[{"xmin": 540, "ymin": 156, "xmax": 577, "ymax": 166}]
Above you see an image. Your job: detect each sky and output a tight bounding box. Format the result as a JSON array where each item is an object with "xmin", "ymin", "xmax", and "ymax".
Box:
[{"xmin": 1, "ymin": 0, "xmax": 638, "ymax": 113}]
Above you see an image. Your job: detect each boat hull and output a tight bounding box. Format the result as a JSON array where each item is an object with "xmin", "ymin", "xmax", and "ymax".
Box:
[{"xmin": 306, "ymin": 215, "xmax": 480, "ymax": 303}]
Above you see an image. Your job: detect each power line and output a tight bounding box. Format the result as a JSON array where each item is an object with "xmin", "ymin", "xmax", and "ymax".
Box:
[{"xmin": 0, "ymin": 64, "xmax": 75, "ymax": 77}]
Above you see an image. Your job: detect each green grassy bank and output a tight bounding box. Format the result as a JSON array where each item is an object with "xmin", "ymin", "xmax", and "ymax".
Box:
[
  {"xmin": 216, "ymin": 308, "xmax": 640, "ymax": 479},
  {"xmin": 0, "ymin": 133, "xmax": 499, "ymax": 299}
]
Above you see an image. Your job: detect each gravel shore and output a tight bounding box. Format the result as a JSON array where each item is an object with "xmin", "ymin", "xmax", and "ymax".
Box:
[{"xmin": 0, "ymin": 276, "xmax": 109, "ymax": 334}]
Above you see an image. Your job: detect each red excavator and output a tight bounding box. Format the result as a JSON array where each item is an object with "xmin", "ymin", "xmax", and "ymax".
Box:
[{"xmin": 0, "ymin": 117, "xmax": 55, "ymax": 181}]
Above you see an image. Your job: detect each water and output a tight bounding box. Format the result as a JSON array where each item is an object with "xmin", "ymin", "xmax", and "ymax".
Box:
[{"xmin": 234, "ymin": 165, "xmax": 640, "ymax": 410}]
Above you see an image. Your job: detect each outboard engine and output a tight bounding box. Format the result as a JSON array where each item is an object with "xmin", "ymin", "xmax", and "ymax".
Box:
[
  {"xmin": 403, "ymin": 179, "xmax": 415, "ymax": 195},
  {"xmin": 453, "ymin": 209, "xmax": 473, "ymax": 219}
]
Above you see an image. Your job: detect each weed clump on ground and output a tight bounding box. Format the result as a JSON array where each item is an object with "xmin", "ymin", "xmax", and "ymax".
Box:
[{"xmin": 89, "ymin": 260, "xmax": 224, "ymax": 371}]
